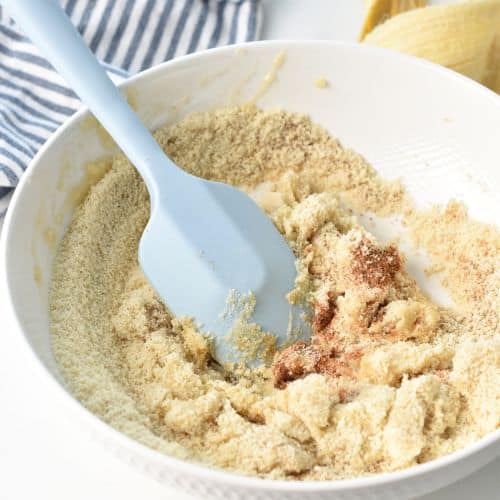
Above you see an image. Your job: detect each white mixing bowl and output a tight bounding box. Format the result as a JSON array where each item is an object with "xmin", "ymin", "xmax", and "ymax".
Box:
[{"xmin": 1, "ymin": 41, "xmax": 499, "ymax": 500}]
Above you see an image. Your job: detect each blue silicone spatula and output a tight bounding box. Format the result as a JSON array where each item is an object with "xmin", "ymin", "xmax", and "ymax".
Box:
[{"xmin": 4, "ymin": 0, "xmax": 308, "ymax": 365}]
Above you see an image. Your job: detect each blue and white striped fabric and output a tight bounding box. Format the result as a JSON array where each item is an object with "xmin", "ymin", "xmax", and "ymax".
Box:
[{"xmin": 0, "ymin": 0, "xmax": 262, "ymax": 219}]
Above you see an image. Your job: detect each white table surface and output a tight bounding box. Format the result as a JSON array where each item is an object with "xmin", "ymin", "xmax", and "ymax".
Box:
[{"xmin": 0, "ymin": 1, "xmax": 498, "ymax": 499}]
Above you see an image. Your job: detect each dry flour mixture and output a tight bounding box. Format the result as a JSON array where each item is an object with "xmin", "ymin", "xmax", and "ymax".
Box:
[{"xmin": 50, "ymin": 105, "xmax": 499, "ymax": 480}]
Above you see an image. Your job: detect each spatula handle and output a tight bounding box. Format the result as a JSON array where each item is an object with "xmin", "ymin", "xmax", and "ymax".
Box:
[{"xmin": 2, "ymin": 0, "xmax": 177, "ymax": 205}]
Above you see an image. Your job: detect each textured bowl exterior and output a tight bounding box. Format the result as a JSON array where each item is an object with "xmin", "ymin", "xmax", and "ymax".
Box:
[{"xmin": 2, "ymin": 41, "xmax": 500, "ymax": 499}]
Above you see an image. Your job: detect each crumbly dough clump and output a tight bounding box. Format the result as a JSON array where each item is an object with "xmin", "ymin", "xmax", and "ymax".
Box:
[{"xmin": 50, "ymin": 105, "xmax": 499, "ymax": 480}]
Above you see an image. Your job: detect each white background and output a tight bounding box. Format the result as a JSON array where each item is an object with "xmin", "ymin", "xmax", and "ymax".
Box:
[{"xmin": 0, "ymin": 1, "xmax": 498, "ymax": 499}]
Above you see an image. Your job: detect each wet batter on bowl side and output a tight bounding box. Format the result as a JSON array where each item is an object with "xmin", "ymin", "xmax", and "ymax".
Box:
[{"xmin": 50, "ymin": 105, "xmax": 499, "ymax": 480}]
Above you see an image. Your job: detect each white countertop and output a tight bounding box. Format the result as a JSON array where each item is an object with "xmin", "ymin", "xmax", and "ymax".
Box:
[{"xmin": 0, "ymin": 1, "xmax": 498, "ymax": 498}]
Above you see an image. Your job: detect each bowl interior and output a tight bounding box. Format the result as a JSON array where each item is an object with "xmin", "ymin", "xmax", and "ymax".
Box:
[{"xmin": 3, "ymin": 40, "xmax": 500, "ymax": 486}]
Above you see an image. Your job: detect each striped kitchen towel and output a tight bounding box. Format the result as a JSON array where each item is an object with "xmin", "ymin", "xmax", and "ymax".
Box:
[{"xmin": 0, "ymin": 0, "xmax": 262, "ymax": 219}]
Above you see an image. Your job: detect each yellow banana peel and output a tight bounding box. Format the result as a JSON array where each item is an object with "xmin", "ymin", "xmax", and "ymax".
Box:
[
  {"xmin": 363, "ymin": 0, "xmax": 500, "ymax": 92},
  {"xmin": 359, "ymin": 0, "xmax": 427, "ymax": 41}
]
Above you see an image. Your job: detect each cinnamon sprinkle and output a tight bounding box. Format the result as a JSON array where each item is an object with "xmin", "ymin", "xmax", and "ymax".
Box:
[
  {"xmin": 349, "ymin": 238, "xmax": 400, "ymax": 288},
  {"xmin": 272, "ymin": 342, "xmax": 362, "ymax": 389}
]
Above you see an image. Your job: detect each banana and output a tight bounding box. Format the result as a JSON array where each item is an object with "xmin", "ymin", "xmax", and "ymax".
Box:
[
  {"xmin": 359, "ymin": 0, "xmax": 427, "ymax": 40},
  {"xmin": 363, "ymin": 0, "xmax": 500, "ymax": 92}
]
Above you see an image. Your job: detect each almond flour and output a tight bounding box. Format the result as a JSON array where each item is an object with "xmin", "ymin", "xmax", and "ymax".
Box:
[{"xmin": 50, "ymin": 105, "xmax": 499, "ymax": 480}]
